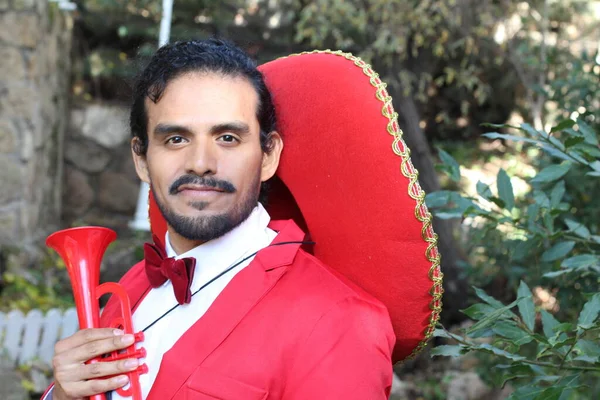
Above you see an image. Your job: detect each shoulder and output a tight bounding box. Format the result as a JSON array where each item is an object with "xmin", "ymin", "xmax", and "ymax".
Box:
[
  {"xmin": 285, "ymin": 249, "xmax": 386, "ymax": 306},
  {"xmin": 270, "ymin": 249, "xmax": 394, "ymax": 335}
]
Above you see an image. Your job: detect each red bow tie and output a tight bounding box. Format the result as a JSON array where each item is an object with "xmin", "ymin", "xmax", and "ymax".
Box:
[{"xmin": 144, "ymin": 235, "xmax": 197, "ymax": 305}]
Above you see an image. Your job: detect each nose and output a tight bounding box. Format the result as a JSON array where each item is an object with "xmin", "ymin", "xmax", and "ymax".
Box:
[{"xmin": 184, "ymin": 137, "xmax": 217, "ymax": 176}]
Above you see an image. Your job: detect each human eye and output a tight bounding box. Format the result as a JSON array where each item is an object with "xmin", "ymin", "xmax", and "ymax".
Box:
[
  {"xmin": 166, "ymin": 135, "xmax": 187, "ymax": 145},
  {"xmin": 217, "ymin": 134, "xmax": 239, "ymax": 144}
]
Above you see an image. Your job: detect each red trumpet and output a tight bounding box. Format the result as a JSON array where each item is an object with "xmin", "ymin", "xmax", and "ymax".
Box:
[{"xmin": 46, "ymin": 227, "xmax": 147, "ymax": 400}]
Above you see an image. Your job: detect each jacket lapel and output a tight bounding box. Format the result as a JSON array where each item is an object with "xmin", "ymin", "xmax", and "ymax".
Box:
[{"xmin": 147, "ymin": 219, "xmax": 305, "ymax": 400}]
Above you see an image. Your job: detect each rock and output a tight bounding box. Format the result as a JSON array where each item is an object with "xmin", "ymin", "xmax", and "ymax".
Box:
[
  {"xmin": 62, "ymin": 166, "xmax": 94, "ymax": 218},
  {"xmin": 113, "ymin": 143, "xmax": 139, "ymax": 181},
  {"xmin": 0, "ymin": 210, "xmax": 19, "ymax": 245},
  {"xmin": 65, "ymin": 138, "xmax": 111, "ymax": 173},
  {"xmin": 13, "ymin": 0, "xmax": 37, "ymax": 10},
  {"xmin": 0, "ymin": 46, "xmax": 25, "ymax": 81},
  {"xmin": 0, "ymin": 119, "xmax": 17, "ymax": 154},
  {"xmin": 0, "ymin": 156, "xmax": 22, "ymax": 204},
  {"xmin": 79, "ymin": 104, "xmax": 130, "ymax": 148},
  {"xmin": 98, "ymin": 171, "xmax": 139, "ymax": 213},
  {"xmin": 0, "ymin": 84, "xmax": 37, "ymax": 119},
  {"xmin": 389, "ymin": 374, "xmax": 414, "ymax": 399},
  {"xmin": 0, "ymin": 12, "xmax": 40, "ymax": 49},
  {"xmin": 0, "ymin": 358, "xmax": 28, "ymax": 400},
  {"xmin": 446, "ymin": 371, "xmax": 491, "ymax": 400}
]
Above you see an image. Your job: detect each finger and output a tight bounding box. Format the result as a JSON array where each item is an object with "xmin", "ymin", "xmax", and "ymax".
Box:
[
  {"xmin": 66, "ymin": 375, "xmax": 130, "ymax": 398},
  {"xmin": 55, "ymin": 328, "xmax": 124, "ymax": 354},
  {"xmin": 61, "ymin": 358, "xmax": 140, "ymax": 382},
  {"xmin": 72, "ymin": 334, "xmax": 136, "ymax": 364},
  {"xmin": 54, "ymin": 333, "xmax": 136, "ymax": 367}
]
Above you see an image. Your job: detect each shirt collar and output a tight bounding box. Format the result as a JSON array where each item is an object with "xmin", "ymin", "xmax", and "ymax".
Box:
[{"xmin": 163, "ymin": 203, "xmax": 272, "ymax": 283}]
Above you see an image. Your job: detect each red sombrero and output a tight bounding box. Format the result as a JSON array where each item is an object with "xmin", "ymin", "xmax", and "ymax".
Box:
[{"xmin": 148, "ymin": 50, "xmax": 443, "ymax": 363}]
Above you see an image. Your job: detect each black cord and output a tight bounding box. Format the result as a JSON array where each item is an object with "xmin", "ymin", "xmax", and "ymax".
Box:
[{"xmin": 140, "ymin": 241, "xmax": 314, "ymax": 333}]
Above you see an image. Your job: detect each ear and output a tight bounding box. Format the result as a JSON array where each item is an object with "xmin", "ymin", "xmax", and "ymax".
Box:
[
  {"xmin": 260, "ymin": 131, "xmax": 283, "ymax": 182},
  {"xmin": 131, "ymin": 137, "xmax": 151, "ymax": 184}
]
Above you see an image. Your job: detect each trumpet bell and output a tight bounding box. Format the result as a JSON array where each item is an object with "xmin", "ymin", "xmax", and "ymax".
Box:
[{"xmin": 46, "ymin": 227, "xmax": 117, "ymax": 330}]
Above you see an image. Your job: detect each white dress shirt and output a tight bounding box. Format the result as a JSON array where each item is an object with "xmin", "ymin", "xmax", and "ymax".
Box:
[{"xmin": 46, "ymin": 204, "xmax": 276, "ymax": 400}]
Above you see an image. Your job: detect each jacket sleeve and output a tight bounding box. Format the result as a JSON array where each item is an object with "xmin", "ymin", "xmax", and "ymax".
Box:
[{"xmin": 282, "ymin": 296, "xmax": 395, "ymax": 400}]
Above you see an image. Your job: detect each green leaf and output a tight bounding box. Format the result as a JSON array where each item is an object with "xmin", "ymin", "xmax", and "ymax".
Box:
[
  {"xmin": 482, "ymin": 132, "xmax": 540, "ymax": 145},
  {"xmin": 512, "ymin": 239, "xmax": 540, "ymax": 262},
  {"xmin": 531, "ymin": 163, "xmax": 571, "ymax": 184},
  {"xmin": 572, "ymin": 354, "xmax": 599, "ymax": 363},
  {"xmin": 547, "ymin": 135, "xmax": 566, "ymax": 151},
  {"xmin": 564, "ymin": 136, "xmax": 585, "ymax": 148},
  {"xmin": 430, "ymin": 345, "xmax": 463, "ymax": 357},
  {"xmin": 475, "ymin": 343, "xmax": 525, "ymax": 361},
  {"xmin": 575, "ymin": 339, "xmax": 600, "ymax": 358},
  {"xmin": 532, "ymin": 386, "xmax": 563, "ymax": 400},
  {"xmin": 550, "ymin": 119, "xmax": 576, "ymax": 133},
  {"xmin": 494, "ymin": 365, "xmax": 535, "ymax": 388},
  {"xmin": 562, "ymin": 254, "xmax": 598, "ymax": 269},
  {"xmin": 438, "ymin": 149, "xmax": 461, "ymax": 182},
  {"xmin": 497, "ymin": 169, "xmax": 515, "ymax": 210},
  {"xmin": 467, "ymin": 298, "xmax": 519, "ymax": 334},
  {"xmin": 533, "ymin": 190, "xmax": 550, "ymax": 208},
  {"xmin": 541, "ymin": 145, "xmax": 578, "ymax": 162},
  {"xmin": 432, "ymin": 328, "xmax": 452, "ymax": 338},
  {"xmin": 469, "ymin": 327, "xmax": 495, "ymax": 339},
  {"xmin": 520, "ymin": 123, "xmax": 542, "ymax": 137},
  {"xmin": 564, "ymin": 219, "xmax": 591, "ymax": 239},
  {"xmin": 542, "ymin": 270, "xmax": 571, "ymax": 278},
  {"xmin": 550, "ymin": 336, "xmax": 576, "ymax": 350},
  {"xmin": 553, "ymin": 322, "xmax": 574, "ymax": 333},
  {"xmin": 492, "ymin": 321, "xmax": 533, "ymax": 345},
  {"xmin": 541, "ymin": 310, "xmax": 561, "ymax": 339},
  {"xmin": 462, "ymin": 303, "xmax": 496, "ymax": 320},
  {"xmin": 476, "ymin": 180, "xmax": 492, "ymax": 199},
  {"xmin": 508, "ymin": 384, "xmax": 546, "ymax": 400},
  {"xmin": 589, "ymin": 161, "xmax": 600, "ymax": 172},
  {"xmin": 425, "ymin": 191, "xmax": 453, "ymax": 209},
  {"xmin": 517, "ymin": 281, "xmax": 535, "ymax": 331},
  {"xmin": 577, "ymin": 119, "xmax": 599, "ymax": 146},
  {"xmin": 473, "ymin": 287, "xmax": 505, "ymax": 309},
  {"xmin": 549, "ymin": 180, "xmax": 565, "ymax": 208},
  {"xmin": 489, "ymin": 196, "xmax": 505, "ymax": 209},
  {"xmin": 540, "ymin": 241, "xmax": 575, "ymax": 262},
  {"xmin": 577, "ymin": 293, "xmax": 600, "ymax": 328}
]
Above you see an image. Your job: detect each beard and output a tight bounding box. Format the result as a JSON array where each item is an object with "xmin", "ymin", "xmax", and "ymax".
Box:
[{"xmin": 152, "ymin": 172, "xmax": 261, "ymax": 242}]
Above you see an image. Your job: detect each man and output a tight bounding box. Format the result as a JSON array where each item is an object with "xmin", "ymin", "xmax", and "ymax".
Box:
[{"xmin": 45, "ymin": 39, "xmax": 396, "ymax": 400}]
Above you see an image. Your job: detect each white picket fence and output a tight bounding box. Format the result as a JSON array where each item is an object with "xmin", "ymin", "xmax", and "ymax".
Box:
[{"xmin": 0, "ymin": 308, "xmax": 78, "ymax": 367}]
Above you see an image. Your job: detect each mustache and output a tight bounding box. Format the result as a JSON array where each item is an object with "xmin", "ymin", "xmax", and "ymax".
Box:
[{"xmin": 169, "ymin": 175, "xmax": 236, "ymax": 195}]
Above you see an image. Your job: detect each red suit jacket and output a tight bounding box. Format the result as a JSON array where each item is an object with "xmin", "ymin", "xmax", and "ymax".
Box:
[{"xmin": 55, "ymin": 220, "xmax": 396, "ymax": 399}]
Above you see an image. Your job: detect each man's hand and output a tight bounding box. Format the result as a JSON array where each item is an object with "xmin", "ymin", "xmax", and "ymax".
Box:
[{"xmin": 52, "ymin": 328, "xmax": 140, "ymax": 400}]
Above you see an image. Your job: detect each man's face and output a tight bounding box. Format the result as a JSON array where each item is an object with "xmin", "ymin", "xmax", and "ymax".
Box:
[{"xmin": 132, "ymin": 72, "xmax": 282, "ymax": 247}]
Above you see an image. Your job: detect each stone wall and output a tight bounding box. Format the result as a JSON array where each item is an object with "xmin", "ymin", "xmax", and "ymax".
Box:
[
  {"xmin": 63, "ymin": 103, "xmax": 141, "ymax": 231},
  {"xmin": 0, "ymin": 0, "xmax": 72, "ymax": 252}
]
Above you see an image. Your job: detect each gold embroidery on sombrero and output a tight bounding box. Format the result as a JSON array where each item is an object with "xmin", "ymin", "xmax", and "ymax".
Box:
[{"xmin": 285, "ymin": 49, "xmax": 444, "ymax": 360}]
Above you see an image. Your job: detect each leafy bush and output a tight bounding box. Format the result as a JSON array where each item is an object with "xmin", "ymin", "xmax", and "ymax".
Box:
[
  {"xmin": 427, "ymin": 119, "xmax": 600, "ymax": 398},
  {"xmin": 0, "ymin": 248, "xmax": 74, "ymax": 313}
]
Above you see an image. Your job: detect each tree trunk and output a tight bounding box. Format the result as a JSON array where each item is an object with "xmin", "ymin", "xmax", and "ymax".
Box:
[{"xmin": 392, "ymin": 91, "xmax": 468, "ymax": 325}]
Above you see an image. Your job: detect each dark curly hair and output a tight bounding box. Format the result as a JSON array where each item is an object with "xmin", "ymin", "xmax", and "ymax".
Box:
[{"xmin": 130, "ymin": 38, "xmax": 277, "ymax": 156}]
